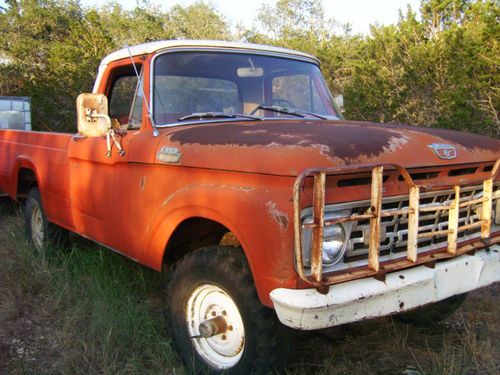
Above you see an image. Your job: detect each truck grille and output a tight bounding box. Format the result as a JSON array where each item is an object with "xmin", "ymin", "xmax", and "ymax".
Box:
[
  {"xmin": 294, "ymin": 162, "xmax": 500, "ymax": 286},
  {"xmin": 329, "ymin": 184, "xmax": 498, "ymax": 271}
]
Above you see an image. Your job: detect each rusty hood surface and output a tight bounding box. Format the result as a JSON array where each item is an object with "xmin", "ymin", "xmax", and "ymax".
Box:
[{"xmin": 159, "ymin": 120, "xmax": 500, "ymax": 176}]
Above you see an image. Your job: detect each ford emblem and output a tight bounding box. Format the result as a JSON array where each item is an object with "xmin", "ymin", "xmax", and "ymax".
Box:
[{"xmin": 428, "ymin": 143, "xmax": 457, "ymax": 160}]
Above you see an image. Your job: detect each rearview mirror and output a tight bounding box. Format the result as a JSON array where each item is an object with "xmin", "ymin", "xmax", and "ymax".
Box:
[
  {"xmin": 237, "ymin": 67, "xmax": 264, "ymax": 78},
  {"xmin": 76, "ymin": 93, "xmax": 111, "ymax": 137},
  {"xmin": 333, "ymin": 94, "xmax": 345, "ymax": 113}
]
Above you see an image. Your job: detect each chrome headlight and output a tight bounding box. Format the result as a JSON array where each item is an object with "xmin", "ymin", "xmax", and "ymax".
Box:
[
  {"xmin": 321, "ymin": 224, "xmax": 346, "ymax": 265},
  {"xmin": 302, "ymin": 211, "xmax": 351, "ymax": 267}
]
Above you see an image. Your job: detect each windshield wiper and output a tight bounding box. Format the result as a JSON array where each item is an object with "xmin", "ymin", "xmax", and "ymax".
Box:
[
  {"xmin": 178, "ymin": 112, "xmax": 262, "ymax": 121},
  {"xmin": 252, "ymin": 105, "xmax": 328, "ymax": 120}
]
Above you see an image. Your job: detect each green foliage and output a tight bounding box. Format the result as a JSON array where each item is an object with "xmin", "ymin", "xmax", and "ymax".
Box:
[
  {"xmin": 340, "ymin": 0, "xmax": 499, "ymax": 136},
  {"xmin": 0, "ymin": 0, "xmax": 498, "ymax": 136},
  {"xmin": 166, "ymin": 2, "xmax": 231, "ymax": 40},
  {"xmin": 0, "ymin": 0, "xmax": 230, "ymax": 132}
]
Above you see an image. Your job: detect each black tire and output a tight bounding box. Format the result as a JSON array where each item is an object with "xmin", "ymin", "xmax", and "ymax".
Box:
[
  {"xmin": 394, "ymin": 293, "xmax": 468, "ymax": 326},
  {"xmin": 24, "ymin": 187, "xmax": 67, "ymax": 254},
  {"xmin": 166, "ymin": 246, "xmax": 289, "ymax": 374}
]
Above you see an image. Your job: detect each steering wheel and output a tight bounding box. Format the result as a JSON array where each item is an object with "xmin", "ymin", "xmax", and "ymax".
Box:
[{"xmin": 271, "ymin": 98, "xmax": 295, "ymax": 108}]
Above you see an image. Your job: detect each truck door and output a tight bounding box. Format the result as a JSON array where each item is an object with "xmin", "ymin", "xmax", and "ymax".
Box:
[{"xmin": 68, "ymin": 64, "xmax": 143, "ymax": 249}]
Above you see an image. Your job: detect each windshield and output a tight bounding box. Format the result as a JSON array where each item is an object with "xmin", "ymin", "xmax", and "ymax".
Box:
[{"xmin": 153, "ymin": 51, "xmax": 340, "ymax": 125}]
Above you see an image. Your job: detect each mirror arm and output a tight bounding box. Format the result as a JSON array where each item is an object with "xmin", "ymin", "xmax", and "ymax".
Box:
[{"xmin": 86, "ymin": 111, "xmax": 112, "ymax": 129}]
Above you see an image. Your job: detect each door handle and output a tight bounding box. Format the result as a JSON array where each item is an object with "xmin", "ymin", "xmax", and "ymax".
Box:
[{"xmin": 71, "ymin": 134, "xmax": 87, "ymax": 142}]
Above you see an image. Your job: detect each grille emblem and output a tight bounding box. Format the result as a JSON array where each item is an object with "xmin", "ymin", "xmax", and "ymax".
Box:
[{"xmin": 428, "ymin": 143, "xmax": 457, "ymax": 160}]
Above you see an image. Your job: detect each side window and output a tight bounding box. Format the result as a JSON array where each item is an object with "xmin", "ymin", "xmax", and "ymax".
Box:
[
  {"xmin": 109, "ymin": 76, "xmax": 136, "ymax": 118},
  {"xmin": 128, "ymin": 69, "xmax": 144, "ymax": 129},
  {"xmin": 108, "ymin": 67, "xmax": 143, "ymax": 128},
  {"xmin": 272, "ymin": 74, "xmax": 311, "ymax": 110}
]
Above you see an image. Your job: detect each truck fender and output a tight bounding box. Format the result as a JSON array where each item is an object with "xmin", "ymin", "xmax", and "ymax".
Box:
[
  {"xmin": 144, "ymin": 201, "xmax": 250, "ymax": 272},
  {"xmin": 140, "ymin": 184, "xmax": 290, "ymax": 306},
  {"xmin": 10, "ymin": 156, "xmax": 41, "ymax": 199}
]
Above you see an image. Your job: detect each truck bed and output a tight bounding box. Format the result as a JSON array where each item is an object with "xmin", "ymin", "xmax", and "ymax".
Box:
[{"xmin": 0, "ymin": 130, "xmax": 74, "ymax": 229}]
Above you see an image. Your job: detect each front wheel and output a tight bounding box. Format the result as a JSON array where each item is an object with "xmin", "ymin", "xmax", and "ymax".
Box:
[{"xmin": 166, "ymin": 246, "xmax": 288, "ymax": 374}]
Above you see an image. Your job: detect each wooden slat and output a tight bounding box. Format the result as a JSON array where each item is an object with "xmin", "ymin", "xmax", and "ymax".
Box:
[
  {"xmin": 447, "ymin": 186, "xmax": 460, "ymax": 255},
  {"xmin": 292, "ymin": 177, "xmax": 306, "ymax": 280},
  {"xmin": 303, "ymin": 213, "xmax": 374, "ymax": 228},
  {"xmin": 459, "ymin": 222, "xmax": 482, "ymax": 232},
  {"xmin": 418, "ymin": 229, "xmax": 453, "ymax": 239},
  {"xmin": 460, "ymin": 197, "xmax": 487, "ymax": 208},
  {"xmin": 418, "ymin": 222, "xmax": 483, "ymax": 240},
  {"xmin": 481, "ymin": 179, "xmax": 493, "ymax": 238},
  {"xmin": 407, "ymin": 186, "xmax": 420, "ymax": 262},
  {"xmin": 380, "ymin": 209, "xmax": 411, "ymax": 217},
  {"xmin": 310, "ymin": 172, "xmax": 326, "ymax": 283},
  {"xmin": 368, "ymin": 166, "xmax": 383, "ymax": 271},
  {"xmin": 419, "ymin": 205, "xmax": 450, "ymax": 212}
]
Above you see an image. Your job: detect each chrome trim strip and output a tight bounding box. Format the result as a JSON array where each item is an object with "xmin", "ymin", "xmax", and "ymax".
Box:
[{"xmin": 154, "ymin": 117, "xmax": 325, "ymax": 129}]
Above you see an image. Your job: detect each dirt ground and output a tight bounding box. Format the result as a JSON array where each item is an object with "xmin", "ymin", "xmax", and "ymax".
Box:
[{"xmin": 0, "ymin": 200, "xmax": 64, "ymax": 374}]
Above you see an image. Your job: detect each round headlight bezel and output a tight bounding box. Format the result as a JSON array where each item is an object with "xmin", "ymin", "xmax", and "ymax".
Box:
[
  {"xmin": 301, "ymin": 210, "xmax": 352, "ymax": 269},
  {"xmin": 321, "ymin": 224, "xmax": 347, "ymax": 265}
]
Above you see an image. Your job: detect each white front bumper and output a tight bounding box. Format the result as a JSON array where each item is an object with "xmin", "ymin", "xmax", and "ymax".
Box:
[{"xmin": 270, "ymin": 246, "xmax": 500, "ymax": 330}]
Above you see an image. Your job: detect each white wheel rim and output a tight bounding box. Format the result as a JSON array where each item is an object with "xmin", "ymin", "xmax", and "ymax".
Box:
[
  {"xmin": 31, "ymin": 203, "xmax": 44, "ymax": 252},
  {"xmin": 186, "ymin": 284, "xmax": 245, "ymax": 369}
]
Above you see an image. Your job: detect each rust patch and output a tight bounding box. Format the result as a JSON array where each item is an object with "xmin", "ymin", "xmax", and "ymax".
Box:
[
  {"xmin": 162, "ymin": 192, "xmax": 176, "ymax": 207},
  {"xmin": 170, "ymin": 120, "xmax": 405, "ymax": 162},
  {"xmin": 228, "ymin": 185, "xmax": 255, "ymax": 193},
  {"xmin": 383, "ymin": 135, "xmax": 409, "ymax": 153},
  {"xmin": 169, "ymin": 120, "xmax": 500, "ymax": 165},
  {"xmin": 266, "ymin": 201, "xmax": 289, "ymax": 230},
  {"xmin": 377, "ymin": 122, "xmax": 500, "ymax": 152}
]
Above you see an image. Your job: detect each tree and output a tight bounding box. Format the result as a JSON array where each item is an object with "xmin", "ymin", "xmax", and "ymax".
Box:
[
  {"xmin": 165, "ymin": 2, "xmax": 231, "ymax": 40},
  {"xmin": 0, "ymin": 0, "xmax": 106, "ymax": 131},
  {"xmin": 0, "ymin": 0, "xmax": 497, "ymax": 136},
  {"xmin": 0, "ymin": 0, "xmax": 230, "ymax": 132}
]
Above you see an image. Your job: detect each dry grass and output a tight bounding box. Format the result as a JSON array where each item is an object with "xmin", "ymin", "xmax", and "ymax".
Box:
[{"xmin": 0, "ymin": 197, "xmax": 499, "ymax": 374}]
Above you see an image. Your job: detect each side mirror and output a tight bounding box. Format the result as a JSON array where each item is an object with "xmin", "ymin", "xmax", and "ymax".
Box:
[
  {"xmin": 333, "ymin": 94, "xmax": 345, "ymax": 114},
  {"xmin": 76, "ymin": 93, "xmax": 111, "ymax": 137}
]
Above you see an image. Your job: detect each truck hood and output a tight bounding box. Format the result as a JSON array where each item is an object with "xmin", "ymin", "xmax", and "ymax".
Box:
[{"xmin": 159, "ymin": 120, "xmax": 500, "ymax": 176}]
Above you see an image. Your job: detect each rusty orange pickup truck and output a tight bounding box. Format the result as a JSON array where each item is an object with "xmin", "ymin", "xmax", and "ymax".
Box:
[{"xmin": 0, "ymin": 40, "xmax": 499, "ymax": 373}]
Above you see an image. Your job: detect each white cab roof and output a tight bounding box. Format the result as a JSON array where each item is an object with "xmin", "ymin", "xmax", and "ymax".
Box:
[{"xmin": 100, "ymin": 40, "xmax": 318, "ymax": 65}]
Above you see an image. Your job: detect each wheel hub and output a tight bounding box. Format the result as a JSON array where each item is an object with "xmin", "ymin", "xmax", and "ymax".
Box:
[
  {"xmin": 186, "ymin": 284, "xmax": 245, "ymax": 369},
  {"xmin": 198, "ymin": 316, "xmax": 228, "ymax": 338},
  {"xmin": 31, "ymin": 203, "xmax": 44, "ymax": 252}
]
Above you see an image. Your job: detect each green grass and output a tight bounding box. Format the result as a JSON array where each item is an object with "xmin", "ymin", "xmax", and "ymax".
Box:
[
  {"xmin": 1, "ymin": 200, "xmax": 499, "ymax": 374},
  {"xmin": 0, "ymin": 205, "xmax": 184, "ymax": 374},
  {"xmin": 52, "ymin": 246, "xmax": 180, "ymax": 374}
]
